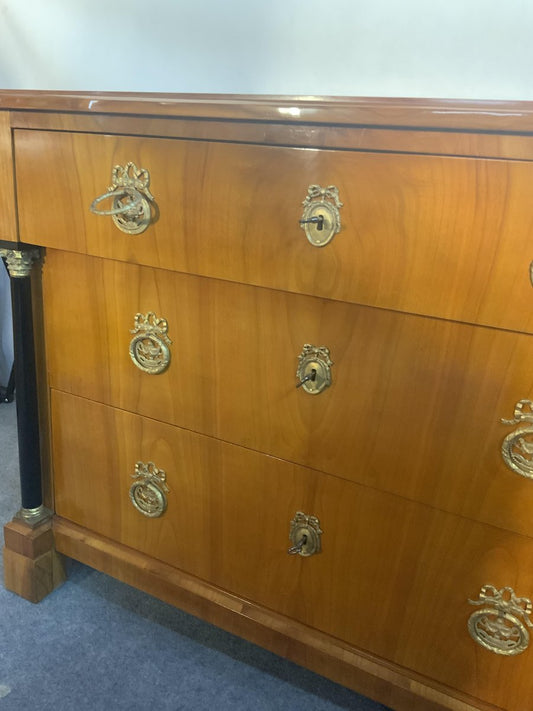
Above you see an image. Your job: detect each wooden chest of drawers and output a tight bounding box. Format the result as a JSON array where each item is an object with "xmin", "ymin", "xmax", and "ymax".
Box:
[{"xmin": 3, "ymin": 92, "xmax": 533, "ymax": 711}]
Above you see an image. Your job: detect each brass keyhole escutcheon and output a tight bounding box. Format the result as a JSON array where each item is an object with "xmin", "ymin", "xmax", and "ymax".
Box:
[
  {"xmin": 299, "ymin": 185, "xmax": 343, "ymax": 247},
  {"xmin": 288, "ymin": 512, "xmax": 322, "ymax": 557},
  {"xmin": 296, "ymin": 344, "xmax": 333, "ymax": 394}
]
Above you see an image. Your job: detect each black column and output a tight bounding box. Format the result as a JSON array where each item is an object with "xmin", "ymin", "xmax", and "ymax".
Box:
[
  {"xmin": 0, "ymin": 246, "xmax": 46, "ymax": 522},
  {"xmin": 10, "ymin": 272, "xmax": 42, "ymax": 510}
]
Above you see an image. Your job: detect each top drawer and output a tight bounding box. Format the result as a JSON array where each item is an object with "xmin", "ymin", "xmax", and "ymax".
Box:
[{"xmin": 15, "ymin": 128, "xmax": 533, "ymax": 333}]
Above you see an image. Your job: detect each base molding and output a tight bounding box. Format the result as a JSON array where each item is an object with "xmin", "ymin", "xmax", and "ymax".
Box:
[
  {"xmin": 3, "ymin": 516, "xmax": 65, "ymax": 602},
  {"xmin": 53, "ymin": 517, "xmax": 499, "ymax": 711}
]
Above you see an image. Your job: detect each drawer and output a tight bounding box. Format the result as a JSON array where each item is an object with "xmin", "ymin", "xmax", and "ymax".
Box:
[
  {"xmin": 16, "ymin": 128, "xmax": 533, "ymax": 333},
  {"xmin": 44, "ymin": 249, "xmax": 533, "ymax": 539},
  {"xmin": 51, "ymin": 390, "xmax": 533, "ymax": 710}
]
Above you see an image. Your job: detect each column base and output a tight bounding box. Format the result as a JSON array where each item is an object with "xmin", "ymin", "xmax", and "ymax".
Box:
[{"xmin": 3, "ymin": 514, "xmax": 65, "ymax": 603}]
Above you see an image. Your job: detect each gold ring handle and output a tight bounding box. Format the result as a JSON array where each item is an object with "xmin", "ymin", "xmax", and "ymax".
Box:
[
  {"xmin": 129, "ymin": 312, "xmax": 172, "ymax": 374},
  {"xmin": 90, "ymin": 187, "xmax": 145, "ymax": 217},
  {"xmin": 89, "ymin": 161, "xmax": 154, "ymax": 235},
  {"xmin": 130, "ymin": 461, "xmax": 169, "ymax": 518},
  {"xmin": 501, "ymin": 400, "xmax": 533, "ymax": 479},
  {"xmin": 468, "ymin": 585, "xmax": 533, "ymax": 655}
]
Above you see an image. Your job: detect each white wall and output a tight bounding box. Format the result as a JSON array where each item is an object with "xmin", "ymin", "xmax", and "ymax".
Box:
[
  {"xmin": 0, "ymin": 1, "xmax": 530, "ymax": 381},
  {"xmin": 0, "ymin": 0, "xmax": 532, "ymax": 100}
]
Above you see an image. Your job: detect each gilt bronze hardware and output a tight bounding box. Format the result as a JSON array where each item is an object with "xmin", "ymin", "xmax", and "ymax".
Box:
[
  {"xmin": 288, "ymin": 511, "xmax": 322, "ymax": 557},
  {"xmin": 90, "ymin": 162, "xmax": 154, "ymax": 235},
  {"xmin": 468, "ymin": 585, "xmax": 533, "ymax": 655},
  {"xmin": 299, "ymin": 185, "xmax": 342, "ymax": 247},
  {"xmin": 0, "ymin": 248, "xmax": 41, "ymax": 278},
  {"xmin": 129, "ymin": 312, "xmax": 172, "ymax": 374},
  {"xmin": 129, "ymin": 461, "xmax": 169, "ymax": 518},
  {"xmin": 296, "ymin": 344, "xmax": 333, "ymax": 394},
  {"xmin": 501, "ymin": 399, "xmax": 533, "ymax": 478}
]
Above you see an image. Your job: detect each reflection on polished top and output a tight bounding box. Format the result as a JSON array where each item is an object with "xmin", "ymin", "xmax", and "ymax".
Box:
[{"xmin": 1, "ymin": 90, "xmax": 533, "ymax": 131}]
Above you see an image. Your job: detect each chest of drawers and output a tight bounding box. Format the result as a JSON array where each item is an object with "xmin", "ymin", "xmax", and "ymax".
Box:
[{"xmin": 3, "ymin": 92, "xmax": 533, "ymax": 711}]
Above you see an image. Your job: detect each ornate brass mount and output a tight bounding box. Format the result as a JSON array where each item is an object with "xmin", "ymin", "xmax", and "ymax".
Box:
[
  {"xmin": 501, "ymin": 399, "xmax": 533, "ymax": 478},
  {"xmin": 90, "ymin": 162, "xmax": 154, "ymax": 235},
  {"xmin": 129, "ymin": 461, "xmax": 169, "ymax": 518},
  {"xmin": 299, "ymin": 184, "xmax": 343, "ymax": 247},
  {"xmin": 0, "ymin": 247, "xmax": 41, "ymax": 278},
  {"xmin": 129, "ymin": 312, "xmax": 172, "ymax": 374},
  {"xmin": 296, "ymin": 344, "xmax": 333, "ymax": 394},
  {"xmin": 468, "ymin": 585, "xmax": 533, "ymax": 656},
  {"xmin": 288, "ymin": 511, "xmax": 323, "ymax": 557}
]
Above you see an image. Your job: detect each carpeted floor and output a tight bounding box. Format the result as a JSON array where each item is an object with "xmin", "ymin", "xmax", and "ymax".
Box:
[{"xmin": 0, "ymin": 400, "xmax": 391, "ymax": 710}]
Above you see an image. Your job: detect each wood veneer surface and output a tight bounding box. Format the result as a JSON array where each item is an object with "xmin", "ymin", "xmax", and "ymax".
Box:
[
  {"xmin": 54, "ymin": 516, "xmax": 501, "ymax": 711},
  {"xmin": 9, "ymin": 91, "xmax": 533, "ymax": 711},
  {"xmin": 0, "ymin": 112, "xmax": 16, "ymax": 242},
  {"xmin": 51, "ymin": 390, "xmax": 533, "ymax": 710},
  {"xmin": 9, "ymin": 111, "xmax": 533, "ymax": 159},
  {"xmin": 43, "ymin": 249, "xmax": 533, "ymax": 539},
  {"xmin": 15, "ymin": 129, "xmax": 533, "ymax": 333}
]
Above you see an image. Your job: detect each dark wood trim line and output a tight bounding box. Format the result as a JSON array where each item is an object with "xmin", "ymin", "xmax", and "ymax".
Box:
[{"xmin": 1, "ymin": 91, "xmax": 533, "ymax": 133}]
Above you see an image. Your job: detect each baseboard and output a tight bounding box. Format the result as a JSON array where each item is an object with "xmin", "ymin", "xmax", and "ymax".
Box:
[{"xmin": 53, "ymin": 516, "xmax": 501, "ymax": 711}]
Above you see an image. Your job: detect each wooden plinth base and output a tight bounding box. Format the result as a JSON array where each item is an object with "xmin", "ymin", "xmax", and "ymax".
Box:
[{"xmin": 3, "ymin": 516, "xmax": 65, "ymax": 603}]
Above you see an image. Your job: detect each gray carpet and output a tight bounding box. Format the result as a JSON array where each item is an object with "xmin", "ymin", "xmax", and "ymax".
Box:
[{"xmin": 0, "ymin": 401, "xmax": 391, "ymax": 710}]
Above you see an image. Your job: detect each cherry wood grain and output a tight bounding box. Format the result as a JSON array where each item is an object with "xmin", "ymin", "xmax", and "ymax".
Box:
[
  {"xmin": 2, "ymin": 91, "xmax": 533, "ymax": 132},
  {"xmin": 43, "ymin": 250, "xmax": 533, "ymax": 539},
  {"xmin": 51, "ymin": 391, "xmax": 533, "ymax": 710},
  {"xmin": 10, "ymin": 111, "xmax": 533, "ymax": 160},
  {"xmin": 3, "ymin": 518, "xmax": 65, "ymax": 603},
  {"xmin": 9, "ymin": 92, "xmax": 533, "ymax": 711},
  {"xmin": 54, "ymin": 517, "xmax": 499, "ymax": 711},
  {"xmin": 16, "ymin": 129, "xmax": 533, "ymax": 333},
  {"xmin": 0, "ymin": 112, "xmax": 17, "ymax": 242}
]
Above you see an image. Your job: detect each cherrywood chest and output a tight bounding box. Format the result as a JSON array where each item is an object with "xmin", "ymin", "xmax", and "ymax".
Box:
[{"xmin": 3, "ymin": 92, "xmax": 533, "ymax": 710}]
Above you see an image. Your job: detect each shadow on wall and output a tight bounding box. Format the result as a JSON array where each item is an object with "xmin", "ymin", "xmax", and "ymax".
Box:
[{"xmin": 0, "ymin": 259, "xmax": 13, "ymax": 389}]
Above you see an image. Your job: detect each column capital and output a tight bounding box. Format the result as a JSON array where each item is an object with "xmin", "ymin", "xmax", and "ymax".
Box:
[{"xmin": 0, "ymin": 247, "xmax": 41, "ymax": 278}]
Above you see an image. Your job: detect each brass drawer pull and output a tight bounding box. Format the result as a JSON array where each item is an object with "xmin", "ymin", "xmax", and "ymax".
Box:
[
  {"xmin": 90, "ymin": 187, "xmax": 145, "ymax": 216},
  {"xmin": 468, "ymin": 585, "xmax": 533, "ymax": 655},
  {"xmin": 501, "ymin": 400, "xmax": 533, "ymax": 478},
  {"xmin": 129, "ymin": 312, "xmax": 172, "ymax": 374},
  {"xmin": 90, "ymin": 162, "xmax": 154, "ymax": 235},
  {"xmin": 299, "ymin": 184, "xmax": 342, "ymax": 247},
  {"xmin": 130, "ymin": 461, "xmax": 169, "ymax": 518}
]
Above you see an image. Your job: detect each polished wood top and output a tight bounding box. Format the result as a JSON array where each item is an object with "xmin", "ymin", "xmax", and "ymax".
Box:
[{"xmin": 1, "ymin": 90, "xmax": 533, "ymax": 132}]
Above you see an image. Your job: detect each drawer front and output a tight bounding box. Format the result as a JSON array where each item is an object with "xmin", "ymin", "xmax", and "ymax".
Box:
[
  {"xmin": 52, "ymin": 390, "xmax": 533, "ymax": 710},
  {"xmin": 16, "ymin": 128, "xmax": 533, "ymax": 333},
  {"xmin": 44, "ymin": 250, "xmax": 533, "ymax": 538}
]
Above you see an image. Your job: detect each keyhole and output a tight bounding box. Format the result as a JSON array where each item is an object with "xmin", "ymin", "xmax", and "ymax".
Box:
[
  {"xmin": 296, "ymin": 368, "xmax": 317, "ymax": 389},
  {"xmin": 299, "ymin": 215, "xmax": 324, "ymax": 231},
  {"xmin": 288, "ymin": 533, "xmax": 308, "ymax": 555}
]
